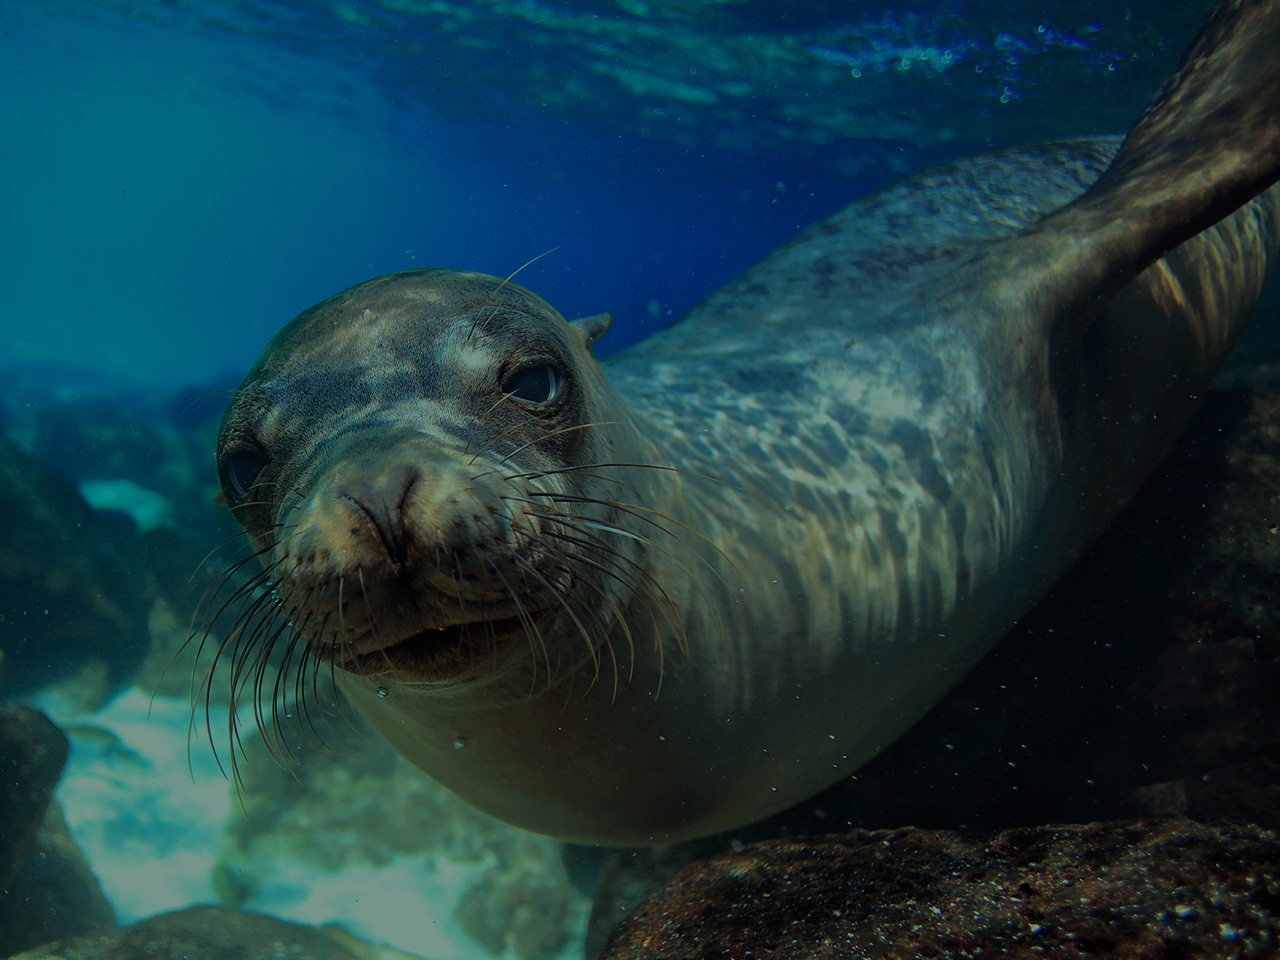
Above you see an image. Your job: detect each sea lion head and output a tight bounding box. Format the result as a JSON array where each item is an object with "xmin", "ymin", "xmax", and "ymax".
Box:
[{"xmin": 213, "ymin": 268, "xmax": 639, "ymax": 694}]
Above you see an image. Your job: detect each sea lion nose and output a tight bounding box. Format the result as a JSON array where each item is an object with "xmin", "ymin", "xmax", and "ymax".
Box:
[{"xmin": 337, "ymin": 461, "xmax": 422, "ymax": 569}]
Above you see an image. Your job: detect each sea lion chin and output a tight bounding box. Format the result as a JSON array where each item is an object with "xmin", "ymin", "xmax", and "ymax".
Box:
[{"xmin": 204, "ymin": 0, "xmax": 1280, "ymax": 846}]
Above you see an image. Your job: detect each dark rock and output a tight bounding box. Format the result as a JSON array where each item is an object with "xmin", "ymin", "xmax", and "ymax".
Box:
[
  {"xmin": 600, "ymin": 820, "xmax": 1280, "ymax": 959},
  {"xmin": 0, "ymin": 708, "xmax": 114, "ymax": 957},
  {"xmin": 0, "ymin": 437, "xmax": 152, "ymax": 698},
  {"xmin": 0, "ymin": 704, "xmax": 68, "ymax": 887},
  {"xmin": 6, "ymin": 904, "xmax": 422, "ymax": 960},
  {"xmin": 0, "ymin": 801, "xmax": 115, "ymax": 957}
]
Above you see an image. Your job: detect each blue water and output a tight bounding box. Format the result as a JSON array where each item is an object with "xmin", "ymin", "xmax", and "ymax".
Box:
[
  {"xmin": 0, "ymin": 0, "xmax": 1206, "ymax": 392},
  {"xmin": 0, "ymin": 11, "xmax": 847, "ymax": 390}
]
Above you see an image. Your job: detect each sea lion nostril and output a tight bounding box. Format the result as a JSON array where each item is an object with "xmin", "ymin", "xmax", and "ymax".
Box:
[{"xmin": 338, "ymin": 461, "xmax": 422, "ymax": 567}]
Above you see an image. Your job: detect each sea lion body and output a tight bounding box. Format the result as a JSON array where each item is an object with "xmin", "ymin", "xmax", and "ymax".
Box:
[{"xmin": 214, "ymin": 0, "xmax": 1280, "ymax": 844}]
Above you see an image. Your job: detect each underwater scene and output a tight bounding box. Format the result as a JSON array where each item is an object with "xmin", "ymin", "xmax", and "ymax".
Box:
[{"xmin": 2, "ymin": 0, "xmax": 1279, "ymax": 957}]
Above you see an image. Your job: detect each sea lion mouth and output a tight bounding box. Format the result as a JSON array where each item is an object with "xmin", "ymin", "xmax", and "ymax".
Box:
[{"xmin": 328, "ymin": 606, "xmax": 560, "ymax": 678}]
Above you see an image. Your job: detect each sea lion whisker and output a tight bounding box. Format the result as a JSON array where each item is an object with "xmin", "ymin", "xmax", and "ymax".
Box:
[
  {"xmin": 466, "ymin": 247, "xmax": 562, "ymax": 343},
  {"xmin": 159, "ymin": 558, "xmax": 270, "ymax": 725},
  {"xmin": 522, "ymin": 491, "xmax": 729, "ymax": 562},
  {"xmin": 178, "ymin": 387, "xmax": 235, "ymax": 417},
  {"xmin": 190, "ymin": 557, "xmax": 289, "ymax": 677},
  {"xmin": 312, "ymin": 632, "xmax": 358, "ymax": 736},
  {"xmin": 556, "ymin": 521, "xmax": 691, "ymax": 660},
  {"xmin": 218, "ymin": 567, "xmax": 307, "ymax": 759},
  {"xmin": 187, "ymin": 575, "xmax": 277, "ymax": 676},
  {"xmin": 293, "ymin": 603, "xmax": 341, "ymax": 746},
  {"xmin": 478, "ymin": 391, "xmax": 517, "ymax": 423},
  {"xmin": 508, "ymin": 461, "xmax": 730, "ymax": 490},
  {"xmin": 187, "ymin": 564, "xmax": 283, "ymax": 736},
  {"xmin": 267, "ymin": 617, "xmax": 326, "ymax": 770},
  {"xmin": 451, "ymin": 553, "xmax": 470, "ymax": 620},
  {"xmin": 522, "ymin": 533, "xmax": 663, "ymax": 669},
  {"xmin": 201, "ymin": 598, "xmax": 280, "ymax": 785},
  {"xmin": 188, "ymin": 525, "xmax": 281, "ymax": 583},
  {"xmin": 507, "ymin": 490, "xmax": 738, "ymax": 590},
  {"xmin": 261, "ymin": 634, "xmax": 305, "ymax": 768},
  {"xmin": 229, "ymin": 615, "xmax": 298, "ymax": 787},
  {"xmin": 511, "ymin": 469, "xmax": 641, "ymax": 502},
  {"xmin": 189, "ymin": 544, "xmax": 283, "ymax": 634},
  {"xmin": 535, "ymin": 554, "xmax": 638, "ymax": 699},
  {"xmin": 354, "ymin": 566, "xmax": 382, "ymax": 649},
  {"xmin": 230, "ymin": 578, "xmax": 312, "ymax": 773},
  {"xmin": 493, "ymin": 421, "xmax": 622, "ymax": 469},
  {"xmin": 536, "ymin": 525, "xmax": 687, "ymax": 659},
  {"xmin": 333, "ymin": 573, "xmax": 355, "ymax": 663},
  {"xmin": 288, "ymin": 611, "xmax": 334, "ymax": 758},
  {"xmin": 507, "ymin": 549, "xmax": 607, "ymax": 690},
  {"xmin": 504, "ymin": 535, "xmax": 603, "ymax": 675},
  {"xmin": 261, "ymin": 586, "xmax": 327, "ymax": 768},
  {"xmin": 482, "ymin": 552, "xmax": 555, "ymax": 695},
  {"xmin": 230, "ymin": 588, "xmax": 293, "ymax": 727}
]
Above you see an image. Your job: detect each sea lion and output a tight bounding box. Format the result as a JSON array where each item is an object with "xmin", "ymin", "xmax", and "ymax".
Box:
[{"xmin": 208, "ymin": 0, "xmax": 1280, "ymax": 845}]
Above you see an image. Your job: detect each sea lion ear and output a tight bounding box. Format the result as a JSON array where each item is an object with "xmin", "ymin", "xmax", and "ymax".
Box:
[{"xmin": 571, "ymin": 312, "xmax": 613, "ymax": 349}]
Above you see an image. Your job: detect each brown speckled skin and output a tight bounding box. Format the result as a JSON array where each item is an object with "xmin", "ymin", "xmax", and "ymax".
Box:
[{"xmin": 216, "ymin": 0, "xmax": 1280, "ymax": 844}]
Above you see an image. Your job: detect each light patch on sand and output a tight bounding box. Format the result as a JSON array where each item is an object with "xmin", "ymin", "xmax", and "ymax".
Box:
[
  {"xmin": 49, "ymin": 689, "xmax": 235, "ymax": 921},
  {"xmin": 45, "ymin": 687, "xmax": 586, "ymax": 959}
]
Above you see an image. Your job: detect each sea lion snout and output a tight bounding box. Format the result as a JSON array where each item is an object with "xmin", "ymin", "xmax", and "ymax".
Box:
[
  {"xmin": 291, "ymin": 441, "xmax": 527, "ymax": 593},
  {"xmin": 333, "ymin": 460, "xmax": 423, "ymax": 572},
  {"xmin": 265, "ymin": 433, "xmax": 583, "ymax": 679}
]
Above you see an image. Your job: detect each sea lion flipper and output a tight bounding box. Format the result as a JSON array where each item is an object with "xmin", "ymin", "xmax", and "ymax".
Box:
[
  {"xmin": 1096, "ymin": 0, "xmax": 1280, "ymax": 226},
  {"xmin": 990, "ymin": 0, "xmax": 1280, "ymax": 327}
]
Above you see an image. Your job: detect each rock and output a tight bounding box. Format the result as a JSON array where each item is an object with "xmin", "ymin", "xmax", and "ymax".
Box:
[
  {"xmin": 599, "ymin": 820, "xmax": 1280, "ymax": 959},
  {"xmin": 0, "ymin": 707, "xmax": 115, "ymax": 957},
  {"xmin": 0, "ymin": 438, "xmax": 151, "ymax": 700},
  {"xmin": 0, "ymin": 703, "xmax": 67, "ymax": 886},
  {"xmin": 5, "ymin": 904, "xmax": 426, "ymax": 960},
  {"xmin": 0, "ymin": 801, "xmax": 115, "ymax": 957}
]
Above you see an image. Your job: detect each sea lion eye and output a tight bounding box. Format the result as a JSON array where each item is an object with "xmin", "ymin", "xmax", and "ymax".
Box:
[
  {"xmin": 503, "ymin": 364, "xmax": 560, "ymax": 406},
  {"xmin": 221, "ymin": 446, "xmax": 270, "ymax": 502}
]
